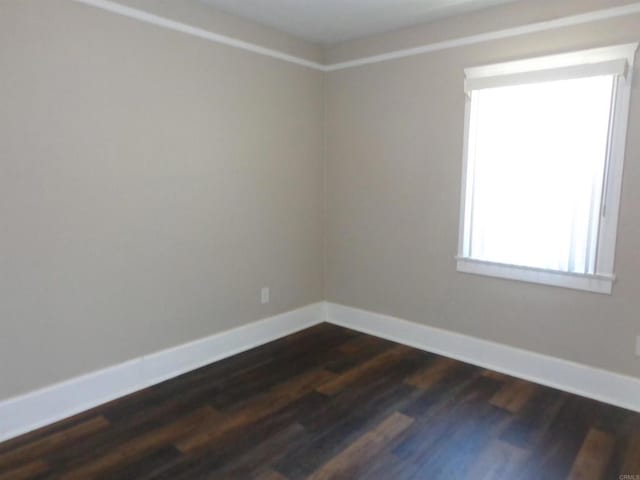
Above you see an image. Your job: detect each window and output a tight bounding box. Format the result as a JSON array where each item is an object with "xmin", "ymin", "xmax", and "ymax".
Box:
[{"xmin": 457, "ymin": 44, "xmax": 638, "ymax": 294}]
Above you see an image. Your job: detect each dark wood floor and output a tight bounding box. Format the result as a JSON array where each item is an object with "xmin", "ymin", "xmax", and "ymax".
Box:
[{"xmin": 1, "ymin": 323, "xmax": 639, "ymax": 479}]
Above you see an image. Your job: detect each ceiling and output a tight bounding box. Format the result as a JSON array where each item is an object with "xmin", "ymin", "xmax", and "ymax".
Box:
[{"xmin": 199, "ymin": 0, "xmax": 519, "ymax": 45}]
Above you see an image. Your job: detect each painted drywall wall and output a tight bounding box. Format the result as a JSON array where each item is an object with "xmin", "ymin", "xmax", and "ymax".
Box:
[
  {"xmin": 0, "ymin": 0, "xmax": 324, "ymax": 400},
  {"xmin": 325, "ymin": 0, "xmax": 640, "ymax": 64},
  {"xmin": 3, "ymin": 0, "xmax": 640, "ymax": 405},
  {"xmin": 325, "ymin": 10, "xmax": 640, "ymax": 378},
  {"xmin": 117, "ymin": 0, "xmax": 324, "ymax": 64}
]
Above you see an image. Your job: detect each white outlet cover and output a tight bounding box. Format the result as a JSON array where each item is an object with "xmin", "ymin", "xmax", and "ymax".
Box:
[{"xmin": 261, "ymin": 287, "xmax": 270, "ymax": 304}]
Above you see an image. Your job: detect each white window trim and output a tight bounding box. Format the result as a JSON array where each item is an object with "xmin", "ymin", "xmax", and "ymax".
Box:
[
  {"xmin": 456, "ymin": 43, "xmax": 638, "ymax": 294},
  {"xmin": 456, "ymin": 257, "xmax": 616, "ymax": 294}
]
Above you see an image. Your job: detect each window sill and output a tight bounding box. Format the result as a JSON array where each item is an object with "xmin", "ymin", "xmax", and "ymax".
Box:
[{"xmin": 455, "ymin": 257, "xmax": 614, "ymax": 294}]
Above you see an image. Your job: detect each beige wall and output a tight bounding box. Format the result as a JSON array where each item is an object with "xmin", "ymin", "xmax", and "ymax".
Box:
[
  {"xmin": 119, "ymin": 0, "xmax": 324, "ymax": 64},
  {"xmin": 326, "ymin": 10, "xmax": 640, "ymax": 378},
  {"xmin": 0, "ymin": 0, "xmax": 324, "ymax": 400},
  {"xmin": 2, "ymin": 0, "xmax": 640, "ymax": 403},
  {"xmin": 325, "ymin": 0, "xmax": 639, "ymax": 64}
]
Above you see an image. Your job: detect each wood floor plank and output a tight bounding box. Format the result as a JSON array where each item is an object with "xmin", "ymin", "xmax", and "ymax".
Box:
[
  {"xmin": 350, "ymin": 451, "xmax": 410, "ymax": 480},
  {"xmin": 41, "ymin": 383, "xmax": 221, "ymax": 470},
  {"xmin": 490, "ymin": 379, "xmax": 537, "ymax": 413},
  {"xmin": 316, "ymin": 345, "xmax": 413, "ymax": 396},
  {"xmin": 208, "ymin": 423, "xmax": 305, "ymax": 479},
  {"xmin": 620, "ymin": 431, "xmax": 640, "ymax": 479},
  {"xmin": 255, "ymin": 469, "xmax": 289, "ymax": 480},
  {"xmin": 324, "ymin": 335, "xmax": 396, "ymax": 374},
  {"xmin": 124, "ymin": 393, "xmax": 326, "ymax": 480},
  {"xmin": 0, "ymin": 416, "xmax": 109, "ymax": 471},
  {"xmin": 338, "ymin": 335, "xmax": 386, "ymax": 355},
  {"xmin": 0, "ymin": 459, "xmax": 49, "ymax": 480},
  {"xmin": 59, "ymin": 406, "xmax": 218, "ymax": 479},
  {"xmin": 102, "ymin": 446, "xmax": 182, "ymax": 480},
  {"xmin": 176, "ymin": 369, "xmax": 336, "ymax": 453},
  {"xmin": 392, "ymin": 375, "xmax": 504, "ymax": 464},
  {"xmin": 274, "ymin": 356, "xmax": 426, "ymax": 478},
  {"xmin": 0, "ymin": 324, "xmax": 638, "ymax": 479},
  {"xmin": 517, "ymin": 396, "xmax": 597, "ymax": 480},
  {"xmin": 566, "ymin": 428, "xmax": 616, "ymax": 480},
  {"xmin": 399, "ymin": 362, "xmax": 482, "ymax": 419},
  {"xmin": 306, "ymin": 412, "xmax": 414, "ymax": 480},
  {"xmin": 499, "ymin": 387, "xmax": 567, "ymax": 449},
  {"xmin": 209, "ymin": 328, "xmax": 359, "ymax": 411},
  {"xmin": 467, "ymin": 440, "xmax": 529, "ymax": 480},
  {"xmin": 395, "ymin": 386, "xmax": 509, "ymax": 478},
  {"xmin": 481, "ymin": 369, "xmax": 510, "ymax": 382},
  {"xmin": 405, "ymin": 357, "xmax": 459, "ymax": 390},
  {"xmin": 0, "ymin": 411, "xmax": 97, "ymax": 457}
]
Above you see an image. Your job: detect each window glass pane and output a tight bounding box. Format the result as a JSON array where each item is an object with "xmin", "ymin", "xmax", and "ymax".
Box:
[{"xmin": 465, "ymin": 75, "xmax": 614, "ymax": 274}]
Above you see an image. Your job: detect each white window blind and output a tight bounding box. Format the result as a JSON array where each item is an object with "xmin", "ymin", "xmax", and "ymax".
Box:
[
  {"xmin": 457, "ymin": 43, "xmax": 638, "ymax": 293},
  {"xmin": 464, "ymin": 75, "xmax": 614, "ymax": 274}
]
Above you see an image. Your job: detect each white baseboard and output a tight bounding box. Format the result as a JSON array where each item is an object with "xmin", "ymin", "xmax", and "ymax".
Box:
[
  {"xmin": 326, "ymin": 302, "xmax": 640, "ymax": 413},
  {"xmin": 0, "ymin": 303, "xmax": 324, "ymax": 443},
  {"xmin": 3, "ymin": 300, "xmax": 637, "ymax": 444}
]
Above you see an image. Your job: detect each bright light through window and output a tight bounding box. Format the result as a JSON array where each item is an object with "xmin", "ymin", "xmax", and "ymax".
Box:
[
  {"xmin": 465, "ymin": 76, "xmax": 614, "ymax": 274},
  {"xmin": 457, "ymin": 43, "xmax": 638, "ymax": 294}
]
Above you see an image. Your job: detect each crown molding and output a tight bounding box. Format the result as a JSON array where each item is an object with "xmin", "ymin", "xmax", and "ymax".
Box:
[
  {"xmin": 326, "ymin": 3, "xmax": 640, "ymax": 71},
  {"xmin": 72, "ymin": 0, "xmax": 326, "ymax": 70},
  {"xmin": 73, "ymin": 0, "xmax": 640, "ymax": 72}
]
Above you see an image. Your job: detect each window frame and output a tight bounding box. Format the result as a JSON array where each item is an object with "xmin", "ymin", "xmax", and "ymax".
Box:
[{"xmin": 456, "ymin": 43, "xmax": 638, "ymax": 294}]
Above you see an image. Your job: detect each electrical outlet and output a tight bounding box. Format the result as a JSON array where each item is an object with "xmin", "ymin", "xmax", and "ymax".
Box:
[
  {"xmin": 636, "ymin": 336, "xmax": 640, "ymax": 357},
  {"xmin": 261, "ymin": 287, "xmax": 270, "ymax": 305}
]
